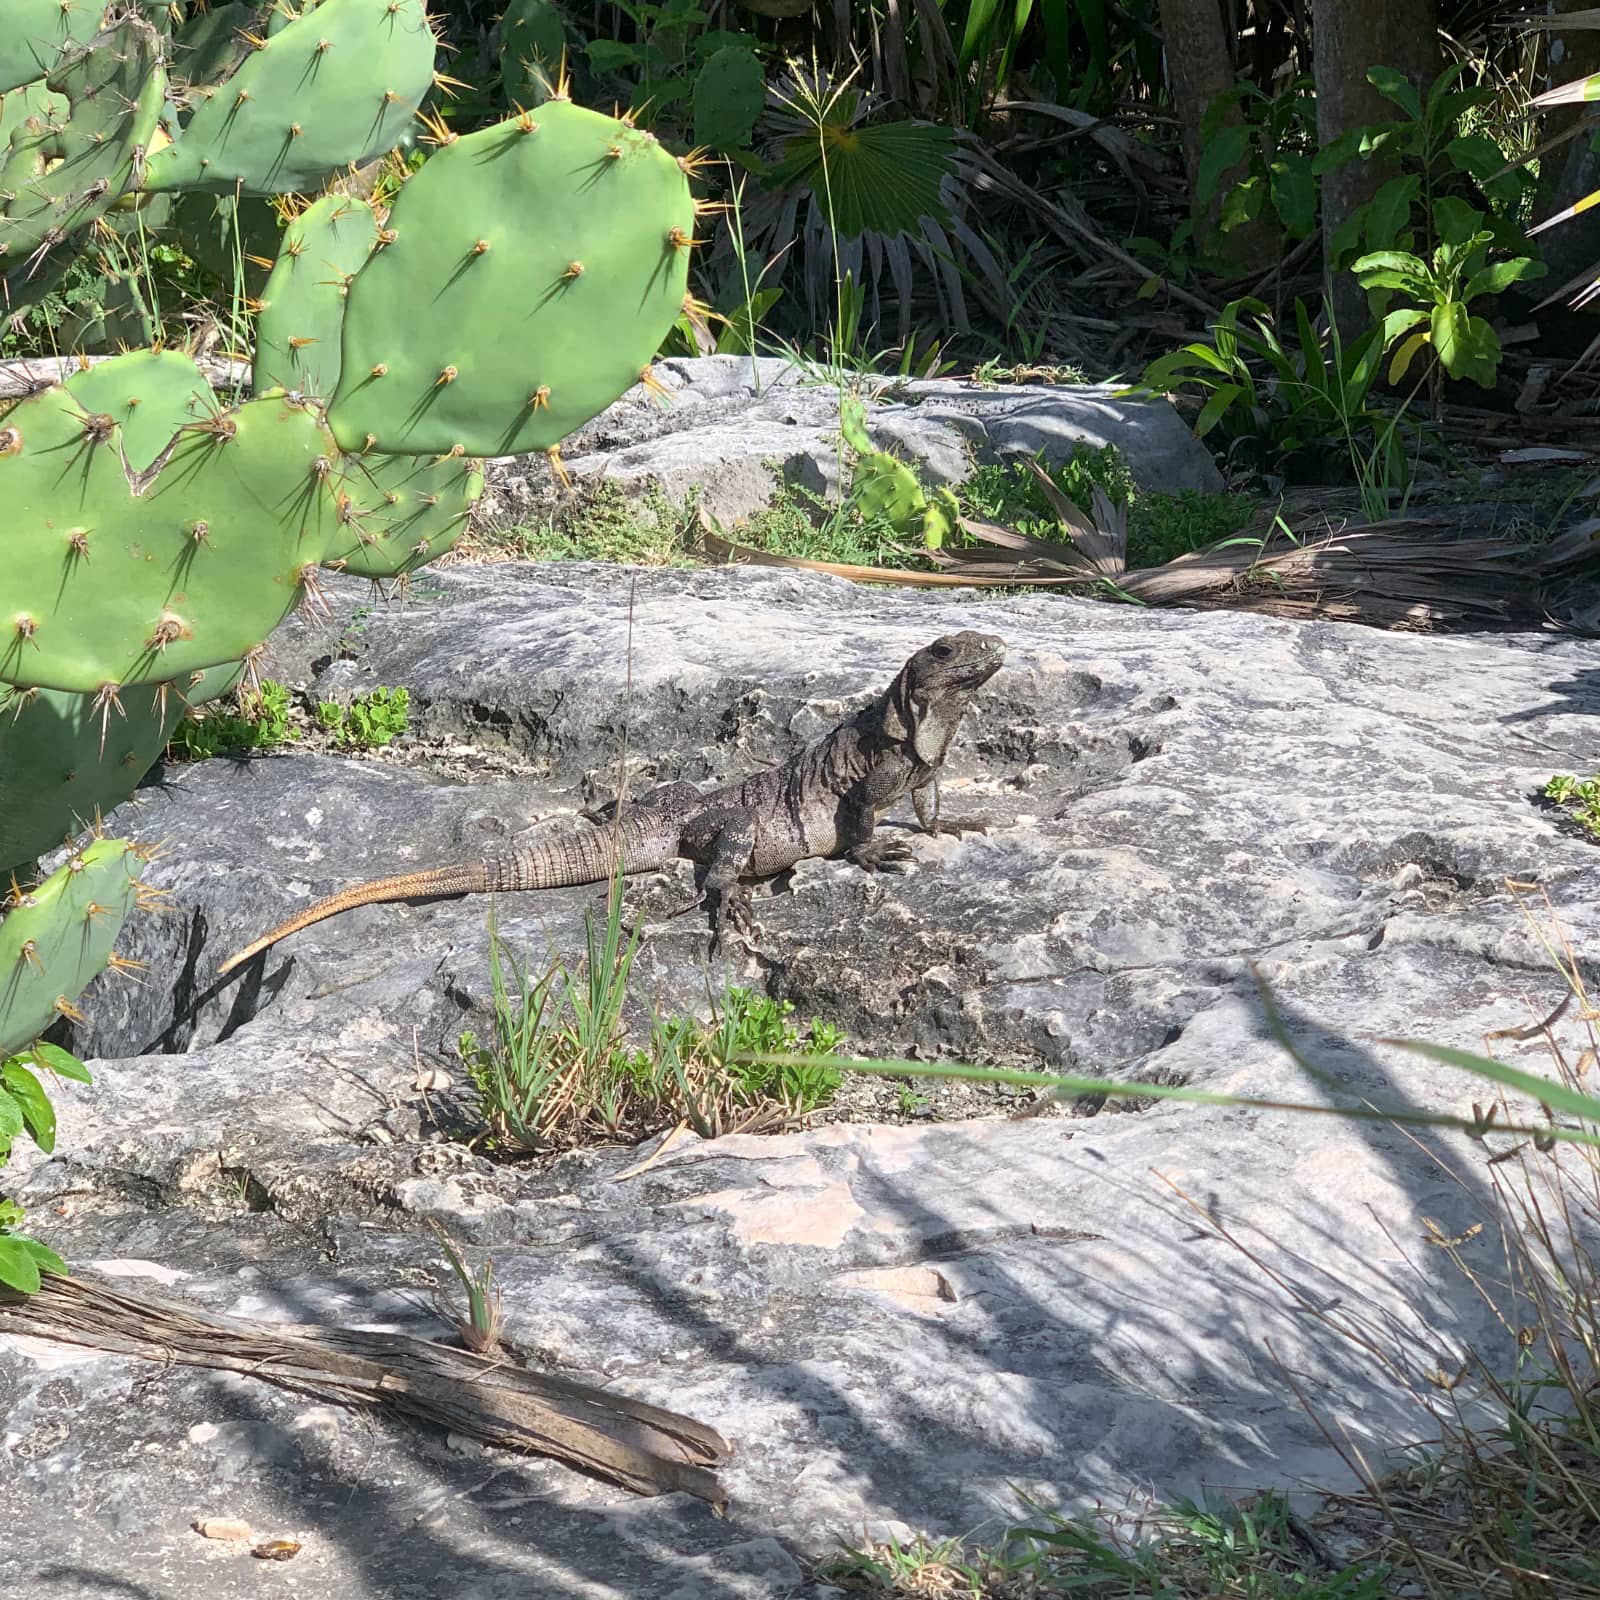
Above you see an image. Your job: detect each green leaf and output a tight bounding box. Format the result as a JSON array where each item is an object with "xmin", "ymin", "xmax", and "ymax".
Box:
[
  {"xmin": 1194, "ymin": 383, "xmax": 1242, "ymax": 438},
  {"xmin": 1268, "ymin": 154, "xmax": 1317, "ymax": 238},
  {"xmin": 1350, "ymin": 250, "xmax": 1432, "ymax": 299},
  {"xmin": 583, "ymin": 39, "xmax": 650, "ymax": 74},
  {"xmin": 1432, "ymin": 195, "xmax": 1484, "ymax": 248},
  {"xmin": 0, "ymin": 1062, "xmax": 54, "ymax": 1154},
  {"xmin": 0, "ymin": 1089, "xmax": 22, "ymax": 1145},
  {"xmin": 1312, "ymin": 126, "xmax": 1372, "ymax": 175},
  {"xmin": 1430, "ymin": 301, "xmax": 1500, "ymax": 387},
  {"xmin": 1463, "ymin": 256, "xmax": 1547, "ymax": 300},
  {"xmin": 1367, "ymin": 66, "xmax": 1420, "ymax": 119},
  {"xmin": 1218, "ymin": 174, "xmax": 1264, "ymax": 233},
  {"xmin": 1379, "ymin": 306, "xmax": 1429, "ymax": 348},
  {"xmin": 0, "ymin": 1236, "xmax": 42, "ymax": 1294},
  {"xmin": 1388, "ymin": 329, "xmax": 1430, "ymax": 385},
  {"xmin": 1196, "ymin": 124, "xmax": 1251, "ymax": 205},
  {"xmin": 767, "ymin": 120, "xmax": 955, "ymax": 239},
  {"xmin": 13, "ymin": 1045, "xmax": 87, "ymax": 1085},
  {"xmin": 1366, "ymin": 175, "xmax": 1421, "ymax": 250},
  {"xmin": 1383, "ymin": 1038, "xmax": 1600, "ymax": 1128}
]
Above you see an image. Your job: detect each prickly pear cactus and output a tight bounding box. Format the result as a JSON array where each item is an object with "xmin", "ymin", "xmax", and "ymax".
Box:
[
  {"xmin": 0, "ymin": 838, "xmax": 147, "ymax": 1059},
  {"xmin": 144, "ymin": 0, "xmax": 439, "ymax": 196},
  {"xmin": 330, "ymin": 452, "xmax": 484, "ymax": 578},
  {"xmin": 254, "ymin": 194, "xmax": 380, "ymax": 402},
  {"xmin": 63, "ymin": 348, "xmax": 220, "ymax": 472},
  {"xmin": 0, "ymin": 17, "xmax": 166, "ymax": 278},
  {"xmin": 0, "ymin": 0, "xmax": 111, "ymax": 95},
  {"xmin": 328, "ymin": 101, "xmax": 696, "ymax": 456},
  {"xmin": 692, "ymin": 46, "xmax": 765, "ymax": 152},
  {"xmin": 1, "ymin": 385, "xmax": 345, "ymax": 692},
  {"xmin": 499, "ymin": 0, "xmax": 567, "ymax": 108},
  {"xmin": 0, "ymin": 664, "xmax": 242, "ymax": 877}
]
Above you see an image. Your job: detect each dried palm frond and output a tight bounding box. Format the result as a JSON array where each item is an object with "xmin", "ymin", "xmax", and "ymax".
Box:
[
  {"xmin": 0, "ymin": 1273, "xmax": 730, "ymax": 1504},
  {"xmin": 692, "ymin": 499, "xmax": 1589, "ymax": 632}
]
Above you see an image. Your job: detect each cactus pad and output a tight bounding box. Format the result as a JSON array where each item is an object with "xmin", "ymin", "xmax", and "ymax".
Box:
[
  {"xmin": 692, "ymin": 47, "xmax": 765, "ymax": 151},
  {"xmin": 63, "ymin": 348, "xmax": 220, "ymax": 473},
  {"xmin": 0, "ymin": 17, "xmax": 166, "ymax": 279},
  {"xmin": 1, "ymin": 386, "xmax": 345, "ymax": 693},
  {"xmin": 328, "ymin": 101, "xmax": 695, "ymax": 456},
  {"xmin": 0, "ymin": 0, "xmax": 110, "ymax": 95},
  {"xmin": 500, "ymin": 0, "xmax": 567, "ymax": 108},
  {"xmin": 0, "ymin": 663, "xmax": 239, "ymax": 875},
  {"xmin": 254, "ymin": 194, "xmax": 380, "ymax": 402},
  {"xmin": 0, "ymin": 80, "xmax": 67, "ymax": 150},
  {"xmin": 144, "ymin": 0, "xmax": 438, "ymax": 196},
  {"xmin": 329, "ymin": 451, "xmax": 483, "ymax": 578},
  {"xmin": 0, "ymin": 837, "xmax": 145, "ymax": 1058}
]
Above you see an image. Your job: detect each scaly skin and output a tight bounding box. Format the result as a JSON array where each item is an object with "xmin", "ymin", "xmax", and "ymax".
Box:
[{"xmin": 218, "ymin": 631, "xmax": 1005, "ymax": 974}]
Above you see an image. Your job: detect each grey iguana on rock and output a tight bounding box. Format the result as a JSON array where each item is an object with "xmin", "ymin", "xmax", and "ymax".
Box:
[{"xmin": 219, "ymin": 630, "xmax": 1005, "ymax": 974}]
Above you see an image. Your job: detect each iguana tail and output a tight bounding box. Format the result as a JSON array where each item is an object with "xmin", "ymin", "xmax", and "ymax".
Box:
[{"xmin": 218, "ymin": 822, "xmax": 672, "ymax": 976}]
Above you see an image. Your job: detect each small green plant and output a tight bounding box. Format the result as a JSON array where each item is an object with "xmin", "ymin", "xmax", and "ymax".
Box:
[
  {"xmin": 166, "ymin": 679, "xmax": 297, "ymax": 761},
  {"xmin": 427, "ymin": 1219, "xmax": 502, "ymax": 1354},
  {"xmin": 1352, "ymin": 219, "xmax": 1544, "ymax": 396},
  {"xmin": 1196, "ymin": 75, "xmax": 1321, "ymax": 245},
  {"xmin": 457, "ymin": 886, "xmax": 845, "ymax": 1151},
  {"xmin": 316, "ymin": 686, "xmax": 411, "ymax": 751},
  {"xmin": 896, "ymin": 1085, "xmax": 931, "ymax": 1117},
  {"xmin": 0, "ymin": 1042, "xmax": 89, "ymax": 1294},
  {"xmin": 1544, "ymin": 773, "xmax": 1600, "ymax": 839},
  {"xmin": 1137, "ymin": 296, "xmax": 1418, "ymax": 513}
]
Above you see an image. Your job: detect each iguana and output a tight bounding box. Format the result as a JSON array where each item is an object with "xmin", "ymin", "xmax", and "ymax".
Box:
[{"xmin": 218, "ymin": 630, "xmax": 1004, "ymax": 974}]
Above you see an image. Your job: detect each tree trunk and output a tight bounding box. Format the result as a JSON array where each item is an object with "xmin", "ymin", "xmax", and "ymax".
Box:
[
  {"xmin": 1315, "ymin": 0, "xmax": 1441, "ymax": 332},
  {"xmin": 1156, "ymin": 0, "xmax": 1266, "ymax": 256}
]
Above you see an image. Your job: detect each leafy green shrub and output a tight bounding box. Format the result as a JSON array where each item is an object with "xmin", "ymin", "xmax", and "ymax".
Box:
[
  {"xmin": 316, "ymin": 687, "xmax": 411, "ymax": 751},
  {"xmin": 1544, "ymin": 774, "xmax": 1600, "ymax": 840},
  {"xmin": 167, "ymin": 680, "xmax": 296, "ymax": 761}
]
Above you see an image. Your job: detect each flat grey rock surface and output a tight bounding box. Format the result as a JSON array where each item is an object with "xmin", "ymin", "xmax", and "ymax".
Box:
[
  {"xmin": 483, "ymin": 356, "xmax": 1223, "ymax": 526},
  {"xmin": 4, "ymin": 564, "xmax": 1597, "ymax": 1598}
]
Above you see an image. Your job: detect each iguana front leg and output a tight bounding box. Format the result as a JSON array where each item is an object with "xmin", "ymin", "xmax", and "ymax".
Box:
[
  {"xmin": 912, "ymin": 778, "xmax": 989, "ymax": 838},
  {"xmin": 836, "ymin": 789, "xmax": 915, "ymax": 873},
  {"xmin": 679, "ymin": 805, "xmax": 760, "ymax": 948}
]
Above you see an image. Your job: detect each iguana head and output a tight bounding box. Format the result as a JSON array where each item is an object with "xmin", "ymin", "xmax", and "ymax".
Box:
[{"xmin": 884, "ymin": 631, "xmax": 1006, "ymax": 767}]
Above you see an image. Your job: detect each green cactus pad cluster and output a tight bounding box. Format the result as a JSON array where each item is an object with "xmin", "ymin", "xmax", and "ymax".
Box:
[
  {"xmin": 0, "ymin": 0, "xmax": 111, "ymax": 95},
  {"xmin": 328, "ymin": 101, "xmax": 695, "ymax": 456},
  {"xmin": 0, "ymin": 662, "xmax": 241, "ymax": 875},
  {"xmin": 144, "ymin": 0, "xmax": 438, "ymax": 196},
  {"xmin": 692, "ymin": 46, "xmax": 765, "ymax": 151},
  {"xmin": 0, "ymin": 837, "xmax": 146, "ymax": 1059},
  {"xmin": 170, "ymin": 1, "xmax": 259, "ymax": 93},
  {"xmin": 330, "ymin": 451, "xmax": 484, "ymax": 578},
  {"xmin": 0, "ymin": 18, "xmax": 166, "ymax": 276},
  {"xmin": 254, "ymin": 193, "xmax": 380, "ymax": 402},
  {"xmin": 1, "ymin": 386, "xmax": 345, "ymax": 693},
  {"xmin": 500, "ymin": 0, "xmax": 567, "ymax": 108},
  {"xmin": 63, "ymin": 348, "xmax": 220, "ymax": 473}
]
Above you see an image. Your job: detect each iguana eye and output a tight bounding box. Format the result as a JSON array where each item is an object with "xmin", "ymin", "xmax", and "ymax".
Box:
[{"xmin": 930, "ymin": 642, "xmax": 954, "ymax": 659}]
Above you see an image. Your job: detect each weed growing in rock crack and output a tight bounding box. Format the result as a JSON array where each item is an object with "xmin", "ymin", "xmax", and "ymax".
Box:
[
  {"xmin": 166, "ymin": 679, "xmax": 297, "ymax": 761},
  {"xmin": 316, "ymin": 687, "xmax": 410, "ymax": 751},
  {"xmin": 427, "ymin": 1220, "xmax": 502, "ymax": 1355},
  {"xmin": 457, "ymin": 887, "xmax": 844, "ymax": 1153},
  {"xmin": 1544, "ymin": 773, "xmax": 1600, "ymax": 839},
  {"xmin": 0, "ymin": 1042, "xmax": 89, "ymax": 1292}
]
